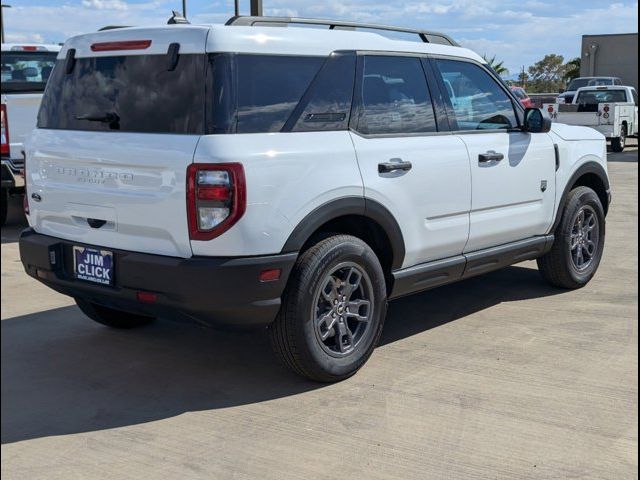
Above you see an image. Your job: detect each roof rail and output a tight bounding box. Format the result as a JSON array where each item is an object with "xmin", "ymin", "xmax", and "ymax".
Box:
[{"xmin": 225, "ymin": 16, "xmax": 459, "ymax": 47}]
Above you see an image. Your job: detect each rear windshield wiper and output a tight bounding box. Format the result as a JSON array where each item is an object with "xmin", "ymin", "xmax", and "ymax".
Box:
[{"xmin": 75, "ymin": 112, "xmax": 120, "ymax": 128}]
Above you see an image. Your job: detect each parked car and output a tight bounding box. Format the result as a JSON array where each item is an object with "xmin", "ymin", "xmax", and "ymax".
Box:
[
  {"xmin": 545, "ymin": 85, "xmax": 638, "ymax": 152},
  {"xmin": 557, "ymin": 76, "xmax": 622, "ymax": 104},
  {"xmin": 1, "ymin": 43, "xmax": 60, "ymax": 226},
  {"xmin": 20, "ymin": 16, "xmax": 611, "ymax": 382},
  {"xmin": 510, "ymin": 86, "xmax": 534, "ymax": 108}
]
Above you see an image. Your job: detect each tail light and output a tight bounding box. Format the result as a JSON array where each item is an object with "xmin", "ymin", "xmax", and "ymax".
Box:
[
  {"xmin": 547, "ymin": 105, "xmax": 554, "ymax": 113},
  {"xmin": 1, "ymin": 104, "xmax": 9, "ymax": 157},
  {"xmin": 187, "ymin": 163, "xmax": 246, "ymax": 240},
  {"xmin": 603, "ymin": 105, "xmax": 610, "ymax": 112}
]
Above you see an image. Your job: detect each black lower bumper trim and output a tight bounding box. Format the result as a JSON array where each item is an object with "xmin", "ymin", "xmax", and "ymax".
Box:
[{"xmin": 19, "ymin": 229, "xmax": 298, "ymax": 329}]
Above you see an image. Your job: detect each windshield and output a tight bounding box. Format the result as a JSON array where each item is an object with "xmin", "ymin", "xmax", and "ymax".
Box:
[
  {"xmin": 576, "ymin": 90, "xmax": 628, "ymax": 104},
  {"xmin": 568, "ymin": 78, "xmax": 615, "ymax": 91},
  {"xmin": 1, "ymin": 51, "xmax": 58, "ymax": 93},
  {"xmin": 511, "ymin": 88, "xmax": 527, "ymax": 100}
]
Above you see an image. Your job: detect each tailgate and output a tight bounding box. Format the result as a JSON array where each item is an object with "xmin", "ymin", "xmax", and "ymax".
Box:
[
  {"xmin": 27, "ymin": 129, "xmax": 199, "ymax": 258},
  {"xmin": 25, "ymin": 25, "xmax": 211, "ymax": 258},
  {"xmin": 3, "ymin": 93, "xmax": 42, "ymax": 155}
]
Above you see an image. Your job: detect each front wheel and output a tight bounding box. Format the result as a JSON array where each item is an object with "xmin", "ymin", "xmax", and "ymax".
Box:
[
  {"xmin": 75, "ymin": 298, "xmax": 155, "ymax": 329},
  {"xmin": 270, "ymin": 234, "xmax": 387, "ymax": 382},
  {"xmin": 537, "ymin": 186, "xmax": 605, "ymax": 289},
  {"xmin": 611, "ymin": 125, "xmax": 627, "ymax": 153}
]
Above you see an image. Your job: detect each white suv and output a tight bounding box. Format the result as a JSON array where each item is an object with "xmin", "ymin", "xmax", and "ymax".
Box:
[{"xmin": 20, "ymin": 16, "xmax": 611, "ymax": 382}]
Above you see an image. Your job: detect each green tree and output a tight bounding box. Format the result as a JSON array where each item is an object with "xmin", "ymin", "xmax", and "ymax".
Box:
[
  {"xmin": 483, "ymin": 54, "xmax": 509, "ymax": 77},
  {"xmin": 563, "ymin": 57, "xmax": 581, "ymax": 83},
  {"xmin": 527, "ymin": 54, "xmax": 566, "ymax": 93}
]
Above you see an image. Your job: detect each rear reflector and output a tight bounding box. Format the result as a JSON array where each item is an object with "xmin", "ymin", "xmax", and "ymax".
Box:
[
  {"xmin": 136, "ymin": 292, "xmax": 157, "ymax": 303},
  {"xmin": 91, "ymin": 40, "xmax": 152, "ymax": 52},
  {"xmin": 259, "ymin": 269, "xmax": 282, "ymax": 282}
]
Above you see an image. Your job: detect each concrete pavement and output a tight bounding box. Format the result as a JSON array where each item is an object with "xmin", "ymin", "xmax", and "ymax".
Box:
[{"xmin": 1, "ymin": 151, "xmax": 637, "ymax": 479}]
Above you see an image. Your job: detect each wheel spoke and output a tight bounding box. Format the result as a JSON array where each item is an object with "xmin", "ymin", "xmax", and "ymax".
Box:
[
  {"xmin": 321, "ymin": 277, "xmax": 339, "ymax": 303},
  {"xmin": 342, "ymin": 267, "xmax": 363, "ymax": 299},
  {"xmin": 316, "ymin": 311, "xmax": 337, "ymax": 341},
  {"xmin": 336, "ymin": 321, "xmax": 354, "ymax": 353},
  {"xmin": 346, "ymin": 299, "xmax": 371, "ymax": 322}
]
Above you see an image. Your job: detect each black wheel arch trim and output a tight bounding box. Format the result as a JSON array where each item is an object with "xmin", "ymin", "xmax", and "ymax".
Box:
[
  {"xmin": 281, "ymin": 196, "xmax": 406, "ymax": 270},
  {"xmin": 551, "ymin": 161, "xmax": 610, "ymax": 233}
]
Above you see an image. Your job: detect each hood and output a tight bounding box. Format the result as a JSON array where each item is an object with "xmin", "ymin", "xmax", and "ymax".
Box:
[{"xmin": 550, "ymin": 123, "xmax": 606, "ymax": 141}]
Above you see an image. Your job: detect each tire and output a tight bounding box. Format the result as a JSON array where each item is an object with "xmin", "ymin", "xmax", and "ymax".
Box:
[
  {"xmin": 75, "ymin": 298, "xmax": 155, "ymax": 329},
  {"xmin": 270, "ymin": 234, "xmax": 387, "ymax": 382},
  {"xmin": 537, "ymin": 186, "xmax": 605, "ymax": 289},
  {"xmin": 611, "ymin": 125, "xmax": 627, "ymax": 153},
  {"xmin": 0, "ymin": 188, "xmax": 7, "ymax": 227}
]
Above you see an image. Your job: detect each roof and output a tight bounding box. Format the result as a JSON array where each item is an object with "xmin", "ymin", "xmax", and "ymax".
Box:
[
  {"xmin": 1, "ymin": 43, "xmax": 61, "ymax": 52},
  {"xmin": 57, "ymin": 22, "xmax": 484, "ymax": 64}
]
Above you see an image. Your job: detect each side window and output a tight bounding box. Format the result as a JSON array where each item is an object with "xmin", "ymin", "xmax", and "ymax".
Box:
[
  {"xmin": 357, "ymin": 55, "xmax": 437, "ymax": 135},
  {"xmin": 291, "ymin": 53, "xmax": 356, "ymax": 132},
  {"xmin": 434, "ymin": 59, "xmax": 518, "ymax": 131},
  {"xmin": 632, "ymin": 89, "xmax": 638, "ymax": 106},
  {"xmin": 235, "ymin": 55, "xmax": 323, "ymax": 133}
]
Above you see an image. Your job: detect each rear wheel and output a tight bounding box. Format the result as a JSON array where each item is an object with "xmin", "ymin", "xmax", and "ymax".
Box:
[
  {"xmin": 611, "ymin": 125, "xmax": 627, "ymax": 153},
  {"xmin": 537, "ymin": 186, "xmax": 605, "ymax": 289},
  {"xmin": 270, "ymin": 234, "xmax": 387, "ymax": 382},
  {"xmin": 75, "ymin": 298, "xmax": 155, "ymax": 329}
]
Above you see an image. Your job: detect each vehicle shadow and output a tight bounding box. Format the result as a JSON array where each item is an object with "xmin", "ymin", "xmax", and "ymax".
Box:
[{"xmin": 1, "ymin": 264, "xmax": 565, "ymax": 444}]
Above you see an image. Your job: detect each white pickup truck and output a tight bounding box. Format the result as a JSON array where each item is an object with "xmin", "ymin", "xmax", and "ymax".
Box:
[
  {"xmin": 544, "ymin": 85, "xmax": 638, "ymax": 152},
  {"xmin": 1, "ymin": 43, "xmax": 60, "ymax": 225}
]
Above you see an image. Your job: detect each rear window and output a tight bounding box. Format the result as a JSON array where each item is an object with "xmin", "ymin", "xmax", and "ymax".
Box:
[
  {"xmin": 38, "ymin": 54, "xmax": 206, "ymax": 134},
  {"xmin": 576, "ymin": 90, "xmax": 628, "ymax": 104},
  {"xmin": 1, "ymin": 51, "xmax": 58, "ymax": 93}
]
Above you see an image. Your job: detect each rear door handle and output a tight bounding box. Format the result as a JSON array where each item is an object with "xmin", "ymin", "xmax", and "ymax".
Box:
[
  {"xmin": 478, "ymin": 151, "xmax": 504, "ymax": 163},
  {"xmin": 378, "ymin": 160, "xmax": 413, "ymax": 174}
]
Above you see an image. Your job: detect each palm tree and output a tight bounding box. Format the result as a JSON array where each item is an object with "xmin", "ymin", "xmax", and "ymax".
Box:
[
  {"xmin": 563, "ymin": 57, "xmax": 581, "ymax": 83},
  {"xmin": 483, "ymin": 55, "xmax": 509, "ymax": 77}
]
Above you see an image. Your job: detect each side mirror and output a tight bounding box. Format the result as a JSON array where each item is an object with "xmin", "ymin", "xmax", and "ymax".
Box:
[
  {"xmin": 558, "ymin": 88, "xmax": 565, "ymax": 94},
  {"xmin": 523, "ymin": 108, "xmax": 552, "ymax": 133}
]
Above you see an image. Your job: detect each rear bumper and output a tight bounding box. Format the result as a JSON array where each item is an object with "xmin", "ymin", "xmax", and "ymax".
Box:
[{"xmin": 19, "ymin": 229, "xmax": 297, "ymax": 329}]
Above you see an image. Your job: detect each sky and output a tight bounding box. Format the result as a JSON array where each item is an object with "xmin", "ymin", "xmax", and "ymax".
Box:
[{"xmin": 2, "ymin": 0, "xmax": 638, "ymax": 74}]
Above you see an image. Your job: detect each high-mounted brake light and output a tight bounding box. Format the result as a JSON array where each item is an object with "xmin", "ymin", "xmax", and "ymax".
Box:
[
  {"xmin": 187, "ymin": 163, "xmax": 246, "ymax": 241},
  {"xmin": 1, "ymin": 104, "xmax": 9, "ymax": 157},
  {"xmin": 90, "ymin": 40, "xmax": 152, "ymax": 52}
]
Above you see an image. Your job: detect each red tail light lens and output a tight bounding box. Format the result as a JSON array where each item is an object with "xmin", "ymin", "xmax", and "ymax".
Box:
[
  {"xmin": 1, "ymin": 104, "xmax": 9, "ymax": 157},
  {"xmin": 547, "ymin": 106, "xmax": 554, "ymax": 113},
  {"xmin": 187, "ymin": 163, "xmax": 246, "ymax": 241},
  {"xmin": 603, "ymin": 105, "xmax": 610, "ymax": 112}
]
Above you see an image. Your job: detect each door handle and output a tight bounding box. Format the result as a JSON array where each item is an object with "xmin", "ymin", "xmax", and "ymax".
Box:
[
  {"xmin": 478, "ymin": 151, "xmax": 504, "ymax": 163},
  {"xmin": 378, "ymin": 160, "xmax": 413, "ymax": 173}
]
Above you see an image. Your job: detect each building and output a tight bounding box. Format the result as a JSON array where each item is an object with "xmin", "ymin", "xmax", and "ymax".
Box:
[{"xmin": 580, "ymin": 33, "xmax": 638, "ymax": 90}]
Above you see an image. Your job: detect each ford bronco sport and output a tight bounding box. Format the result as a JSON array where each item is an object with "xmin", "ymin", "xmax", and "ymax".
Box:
[{"xmin": 19, "ymin": 16, "xmax": 611, "ymax": 382}]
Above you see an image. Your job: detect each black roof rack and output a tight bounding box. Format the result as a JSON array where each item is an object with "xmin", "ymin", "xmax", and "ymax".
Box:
[{"xmin": 225, "ymin": 16, "xmax": 459, "ymax": 47}]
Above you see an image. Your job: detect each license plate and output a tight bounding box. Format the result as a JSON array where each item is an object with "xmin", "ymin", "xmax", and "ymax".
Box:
[{"xmin": 73, "ymin": 246, "xmax": 114, "ymax": 286}]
